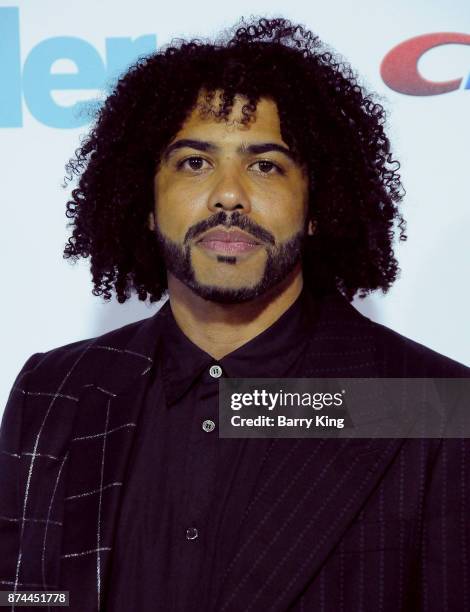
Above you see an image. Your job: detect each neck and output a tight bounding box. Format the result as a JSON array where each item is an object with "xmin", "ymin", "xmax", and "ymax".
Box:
[{"xmin": 166, "ymin": 265, "xmax": 304, "ymax": 360}]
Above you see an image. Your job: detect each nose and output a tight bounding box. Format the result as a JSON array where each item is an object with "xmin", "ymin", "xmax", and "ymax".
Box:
[{"xmin": 207, "ymin": 168, "xmax": 251, "ymax": 214}]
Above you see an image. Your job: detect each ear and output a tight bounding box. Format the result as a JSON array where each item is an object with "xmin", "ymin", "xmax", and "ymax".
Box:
[
  {"xmin": 307, "ymin": 219, "xmax": 317, "ymax": 236},
  {"xmin": 148, "ymin": 211, "xmax": 156, "ymax": 231}
]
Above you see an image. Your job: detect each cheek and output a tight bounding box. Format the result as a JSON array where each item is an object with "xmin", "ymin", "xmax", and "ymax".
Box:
[
  {"xmin": 154, "ymin": 176, "xmax": 204, "ymax": 239},
  {"xmin": 255, "ymin": 184, "xmax": 307, "ymax": 241}
]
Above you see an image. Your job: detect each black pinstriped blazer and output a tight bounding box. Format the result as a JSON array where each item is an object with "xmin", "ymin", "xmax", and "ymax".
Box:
[{"xmin": 1, "ymin": 291, "xmax": 469, "ymax": 611}]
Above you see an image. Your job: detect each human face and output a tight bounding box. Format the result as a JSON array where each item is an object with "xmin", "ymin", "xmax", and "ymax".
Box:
[{"xmin": 150, "ymin": 93, "xmax": 312, "ymax": 303}]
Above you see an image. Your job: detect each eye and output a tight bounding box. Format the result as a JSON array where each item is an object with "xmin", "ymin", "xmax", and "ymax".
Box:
[
  {"xmin": 250, "ymin": 160, "xmax": 284, "ymax": 175},
  {"xmin": 177, "ymin": 156, "xmax": 211, "ymax": 172}
]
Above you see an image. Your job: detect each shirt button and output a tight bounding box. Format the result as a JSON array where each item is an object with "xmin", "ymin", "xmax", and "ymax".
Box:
[
  {"xmin": 209, "ymin": 365, "xmax": 223, "ymax": 378},
  {"xmin": 186, "ymin": 527, "xmax": 198, "ymax": 540},
  {"xmin": 202, "ymin": 419, "xmax": 215, "ymax": 433}
]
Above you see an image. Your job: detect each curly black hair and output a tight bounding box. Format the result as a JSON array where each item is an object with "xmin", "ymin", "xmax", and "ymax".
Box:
[{"xmin": 63, "ymin": 16, "xmax": 406, "ymax": 303}]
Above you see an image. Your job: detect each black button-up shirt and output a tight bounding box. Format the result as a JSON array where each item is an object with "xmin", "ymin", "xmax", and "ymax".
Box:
[{"xmin": 104, "ymin": 287, "xmax": 317, "ymax": 611}]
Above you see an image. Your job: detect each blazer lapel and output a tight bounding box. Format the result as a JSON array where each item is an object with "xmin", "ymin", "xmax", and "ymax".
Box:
[
  {"xmin": 215, "ymin": 437, "xmax": 405, "ymax": 612},
  {"xmin": 58, "ymin": 300, "xmax": 171, "ymax": 610},
  {"xmin": 214, "ymin": 292, "xmax": 407, "ymax": 612}
]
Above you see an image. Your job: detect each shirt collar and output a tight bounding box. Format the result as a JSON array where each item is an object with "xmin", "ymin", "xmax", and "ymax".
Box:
[{"xmin": 158, "ymin": 287, "xmax": 318, "ymax": 406}]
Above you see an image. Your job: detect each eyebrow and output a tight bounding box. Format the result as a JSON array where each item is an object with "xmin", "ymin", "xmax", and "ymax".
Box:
[{"xmin": 162, "ymin": 138, "xmax": 295, "ymax": 162}]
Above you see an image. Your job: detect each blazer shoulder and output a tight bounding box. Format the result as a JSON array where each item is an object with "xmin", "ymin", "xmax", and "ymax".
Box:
[
  {"xmin": 367, "ymin": 318, "xmax": 470, "ymax": 377},
  {"xmin": 20, "ymin": 311, "xmax": 162, "ymax": 392}
]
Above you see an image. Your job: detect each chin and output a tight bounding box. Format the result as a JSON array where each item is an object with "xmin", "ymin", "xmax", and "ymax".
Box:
[{"xmin": 188, "ymin": 281, "xmax": 267, "ymax": 304}]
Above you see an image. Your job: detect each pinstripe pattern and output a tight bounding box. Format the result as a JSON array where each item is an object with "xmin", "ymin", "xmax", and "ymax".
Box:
[{"xmin": 1, "ymin": 292, "xmax": 469, "ymax": 611}]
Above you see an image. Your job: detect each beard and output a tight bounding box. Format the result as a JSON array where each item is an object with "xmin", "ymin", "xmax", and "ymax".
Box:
[{"xmin": 153, "ymin": 211, "xmax": 308, "ymax": 304}]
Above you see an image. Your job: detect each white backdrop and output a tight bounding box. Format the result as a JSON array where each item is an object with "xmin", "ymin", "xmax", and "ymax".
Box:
[{"xmin": 1, "ymin": 0, "xmax": 469, "ymax": 414}]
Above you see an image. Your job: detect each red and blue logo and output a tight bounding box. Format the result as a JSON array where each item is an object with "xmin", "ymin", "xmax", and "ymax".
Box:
[{"xmin": 381, "ymin": 32, "xmax": 470, "ymax": 95}]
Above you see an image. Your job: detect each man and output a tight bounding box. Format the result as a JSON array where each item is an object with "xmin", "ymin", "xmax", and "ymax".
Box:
[{"xmin": 1, "ymin": 17, "xmax": 469, "ymax": 612}]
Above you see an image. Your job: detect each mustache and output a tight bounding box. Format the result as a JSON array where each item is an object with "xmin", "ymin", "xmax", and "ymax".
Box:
[{"xmin": 184, "ymin": 211, "xmax": 275, "ymax": 246}]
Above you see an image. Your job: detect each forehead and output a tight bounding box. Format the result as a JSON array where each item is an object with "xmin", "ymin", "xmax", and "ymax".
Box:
[{"xmin": 174, "ymin": 94, "xmax": 285, "ymax": 143}]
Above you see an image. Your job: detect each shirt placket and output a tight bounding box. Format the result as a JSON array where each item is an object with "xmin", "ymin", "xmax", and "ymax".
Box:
[{"xmin": 173, "ymin": 362, "xmax": 223, "ymax": 611}]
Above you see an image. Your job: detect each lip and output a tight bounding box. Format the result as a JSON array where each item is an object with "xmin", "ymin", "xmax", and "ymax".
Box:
[
  {"xmin": 197, "ymin": 229, "xmax": 260, "ymax": 244},
  {"xmin": 198, "ymin": 241, "xmax": 261, "ymax": 254},
  {"xmin": 196, "ymin": 228, "xmax": 262, "ymax": 255}
]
